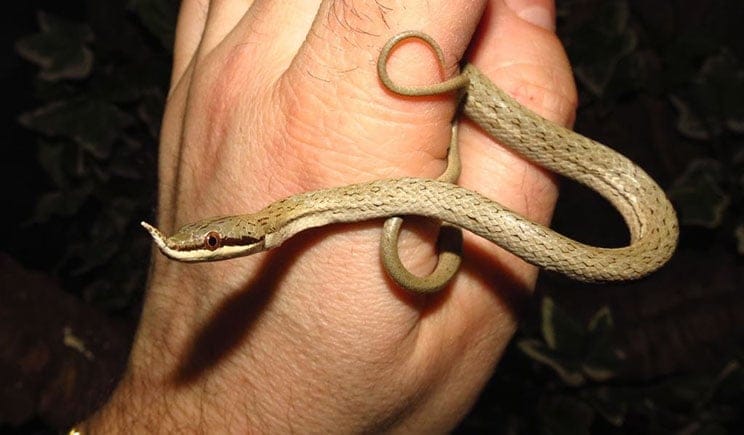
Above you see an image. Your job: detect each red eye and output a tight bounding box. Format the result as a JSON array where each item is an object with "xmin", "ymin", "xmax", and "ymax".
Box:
[{"xmin": 204, "ymin": 231, "xmax": 222, "ymax": 250}]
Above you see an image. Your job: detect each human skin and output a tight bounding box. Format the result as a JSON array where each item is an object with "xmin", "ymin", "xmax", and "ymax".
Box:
[{"xmin": 81, "ymin": 0, "xmax": 576, "ymax": 432}]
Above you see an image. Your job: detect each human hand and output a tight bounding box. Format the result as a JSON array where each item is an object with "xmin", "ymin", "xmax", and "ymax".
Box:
[{"xmin": 83, "ymin": 0, "xmax": 576, "ymax": 432}]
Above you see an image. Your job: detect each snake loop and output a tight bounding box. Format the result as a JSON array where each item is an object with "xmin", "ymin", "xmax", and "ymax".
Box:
[{"xmin": 142, "ymin": 31, "xmax": 679, "ymax": 287}]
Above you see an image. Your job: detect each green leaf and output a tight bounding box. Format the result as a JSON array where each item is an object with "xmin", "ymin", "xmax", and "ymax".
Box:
[
  {"xmin": 699, "ymin": 50, "xmax": 744, "ymax": 135},
  {"xmin": 565, "ymin": 0, "xmax": 639, "ymax": 97},
  {"xmin": 671, "ymin": 49, "xmax": 744, "ymax": 140},
  {"xmin": 669, "ymin": 95, "xmax": 715, "ymax": 141},
  {"xmin": 583, "ymin": 307, "xmax": 622, "ymax": 382},
  {"xmin": 710, "ymin": 359, "xmax": 743, "ymax": 410},
  {"xmin": 668, "ymin": 159, "xmax": 730, "ymax": 228},
  {"xmin": 68, "ymin": 198, "xmax": 138, "ymax": 275},
  {"xmin": 36, "ymin": 140, "xmax": 70, "ymax": 188},
  {"xmin": 28, "ymin": 184, "xmax": 95, "ymax": 224},
  {"xmin": 582, "ymin": 338, "xmax": 623, "ymax": 381},
  {"xmin": 587, "ymin": 306, "xmax": 613, "ymax": 334},
  {"xmin": 574, "ymin": 32, "xmax": 638, "ymax": 97},
  {"xmin": 581, "ymin": 361, "xmax": 618, "ymax": 383},
  {"xmin": 128, "ymin": 0, "xmax": 178, "ymax": 50},
  {"xmin": 525, "ymin": 300, "xmax": 622, "ymax": 385},
  {"xmin": 584, "ymin": 387, "xmax": 628, "ymax": 427},
  {"xmin": 541, "ymin": 297, "xmax": 586, "ymax": 356},
  {"xmin": 19, "ymin": 98, "xmax": 134, "ymax": 159},
  {"xmin": 518, "ymin": 339, "xmax": 586, "ymax": 386},
  {"xmin": 15, "ymin": 11, "xmax": 94, "ymax": 81},
  {"xmin": 90, "ymin": 59, "xmax": 170, "ymax": 103}
]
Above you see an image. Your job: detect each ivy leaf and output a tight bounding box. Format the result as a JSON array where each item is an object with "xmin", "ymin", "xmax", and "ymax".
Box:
[
  {"xmin": 518, "ymin": 339, "xmax": 586, "ymax": 386},
  {"xmin": 37, "ymin": 141, "xmax": 70, "ymax": 188},
  {"xmin": 587, "ymin": 306, "xmax": 613, "ymax": 334},
  {"xmin": 703, "ymin": 51, "xmax": 744, "ymax": 134},
  {"xmin": 671, "ymin": 50, "xmax": 744, "ymax": 140},
  {"xmin": 19, "ymin": 98, "xmax": 134, "ymax": 159},
  {"xmin": 67, "ymin": 198, "xmax": 138, "ymax": 275},
  {"xmin": 15, "ymin": 11, "xmax": 94, "ymax": 81},
  {"xmin": 668, "ymin": 159, "xmax": 730, "ymax": 228},
  {"xmin": 582, "ymin": 353, "xmax": 622, "ymax": 383},
  {"xmin": 541, "ymin": 297, "xmax": 586, "ymax": 356},
  {"xmin": 520, "ymin": 298, "xmax": 623, "ymax": 386},
  {"xmin": 88, "ymin": 52, "xmax": 170, "ymax": 104},
  {"xmin": 584, "ymin": 387, "xmax": 628, "ymax": 427},
  {"xmin": 669, "ymin": 95, "xmax": 715, "ymax": 141},
  {"xmin": 28, "ymin": 184, "xmax": 95, "ymax": 224},
  {"xmin": 565, "ymin": 0, "xmax": 639, "ymax": 97},
  {"xmin": 583, "ymin": 307, "xmax": 624, "ymax": 382}
]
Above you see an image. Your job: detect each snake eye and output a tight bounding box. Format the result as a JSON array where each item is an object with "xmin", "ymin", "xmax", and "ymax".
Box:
[{"xmin": 204, "ymin": 231, "xmax": 222, "ymax": 250}]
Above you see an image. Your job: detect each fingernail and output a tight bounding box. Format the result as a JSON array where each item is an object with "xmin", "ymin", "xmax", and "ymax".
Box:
[{"xmin": 504, "ymin": 0, "xmax": 556, "ymax": 32}]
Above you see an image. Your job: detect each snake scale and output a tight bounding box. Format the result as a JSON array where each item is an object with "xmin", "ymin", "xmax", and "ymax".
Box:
[{"xmin": 142, "ymin": 31, "xmax": 679, "ymax": 287}]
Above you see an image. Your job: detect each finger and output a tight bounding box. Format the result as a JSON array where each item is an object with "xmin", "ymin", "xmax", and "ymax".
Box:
[
  {"xmin": 473, "ymin": 0, "xmax": 573, "ymax": 125},
  {"xmin": 196, "ymin": 0, "xmax": 255, "ymax": 60},
  {"xmin": 410, "ymin": 3, "xmax": 575, "ymax": 414},
  {"xmin": 170, "ymin": 1, "xmax": 260, "ymax": 94},
  {"xmin": 171, "ymin": 0, "xmax": 209, "ymax": 90},
  {"xmin": 459, "ymin": 0, "xmax": 576, "ymax": 283},
  {"xmin": 280, "ymin": 0, "xmax": 488, "ymax": 182},
  {"xmin": 235, "ymin": 1, "xmax": 322, "ymax": 74},
  {"xmin": 271, "ymin": 2, "xmax": 487, "ymax": 294},
  {"xmin": 196, "ymin": 1, "xmax": 321, "ymax": 86}
]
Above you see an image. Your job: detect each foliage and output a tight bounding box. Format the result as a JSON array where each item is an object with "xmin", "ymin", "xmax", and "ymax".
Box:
[
  {"xmin": 458, "ymin": 1, "xmax": 743, "ymax": 432},
  {"xmin": 460, "ymin": 298, "xmax": 744, "ymax": 434},
  {"xmin": 667, "ymin": 48, "xmax": 744, "ymax": 244},
  {"xmin": 560, "ymin": 0, "xmax": 744, "ymax": 252},
  {"xmin": 14, "ymin": 1, "xmax": 176, "ymax": 310},
  {"xmin": 518, "ymin": 298, "xmax": 622, "ymax": 387},
  {"xmin": 524, "ymin": 300, "xmax": 743, "ymax": 433},
  {"xmin": 10, "ymin": 0, "xmax": 742, "ymax": 433}
]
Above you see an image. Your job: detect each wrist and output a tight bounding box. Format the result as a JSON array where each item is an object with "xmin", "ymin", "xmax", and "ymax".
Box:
[{"xmin": 78, "ymin": 354, "xmax": 265, "ymax": 433}]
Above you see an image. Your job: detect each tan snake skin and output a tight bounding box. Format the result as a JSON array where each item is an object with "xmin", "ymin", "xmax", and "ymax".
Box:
[{"xmin": 142, "ymin": 32, "xmax": 679, "ymax": 285}]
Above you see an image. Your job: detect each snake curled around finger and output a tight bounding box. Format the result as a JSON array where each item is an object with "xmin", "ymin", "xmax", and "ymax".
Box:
[{"xmin": 142, "ymin": 31, "xmax": 679, "ymax": 287}]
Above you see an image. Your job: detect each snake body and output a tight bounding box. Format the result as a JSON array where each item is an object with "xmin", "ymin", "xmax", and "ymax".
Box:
[{"xmin": 142, "ymin": 32, "xmax": 679, "ymax": 285}]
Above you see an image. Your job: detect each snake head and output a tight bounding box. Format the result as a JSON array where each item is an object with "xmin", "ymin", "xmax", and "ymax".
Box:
[{"xmin": 141, "ymin": 218, "xmax": 266, "ymax": 262}]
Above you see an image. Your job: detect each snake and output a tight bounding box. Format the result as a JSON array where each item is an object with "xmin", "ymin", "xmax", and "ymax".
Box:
[{"xmin": 141, "ymin": 31, "xmax": 679, "ymax": 286}]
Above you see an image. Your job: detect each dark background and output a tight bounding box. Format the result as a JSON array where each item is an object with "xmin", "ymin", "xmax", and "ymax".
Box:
[{"xmin": 2, "ymin": 0, "xmax": 742, "ymax": 433}]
